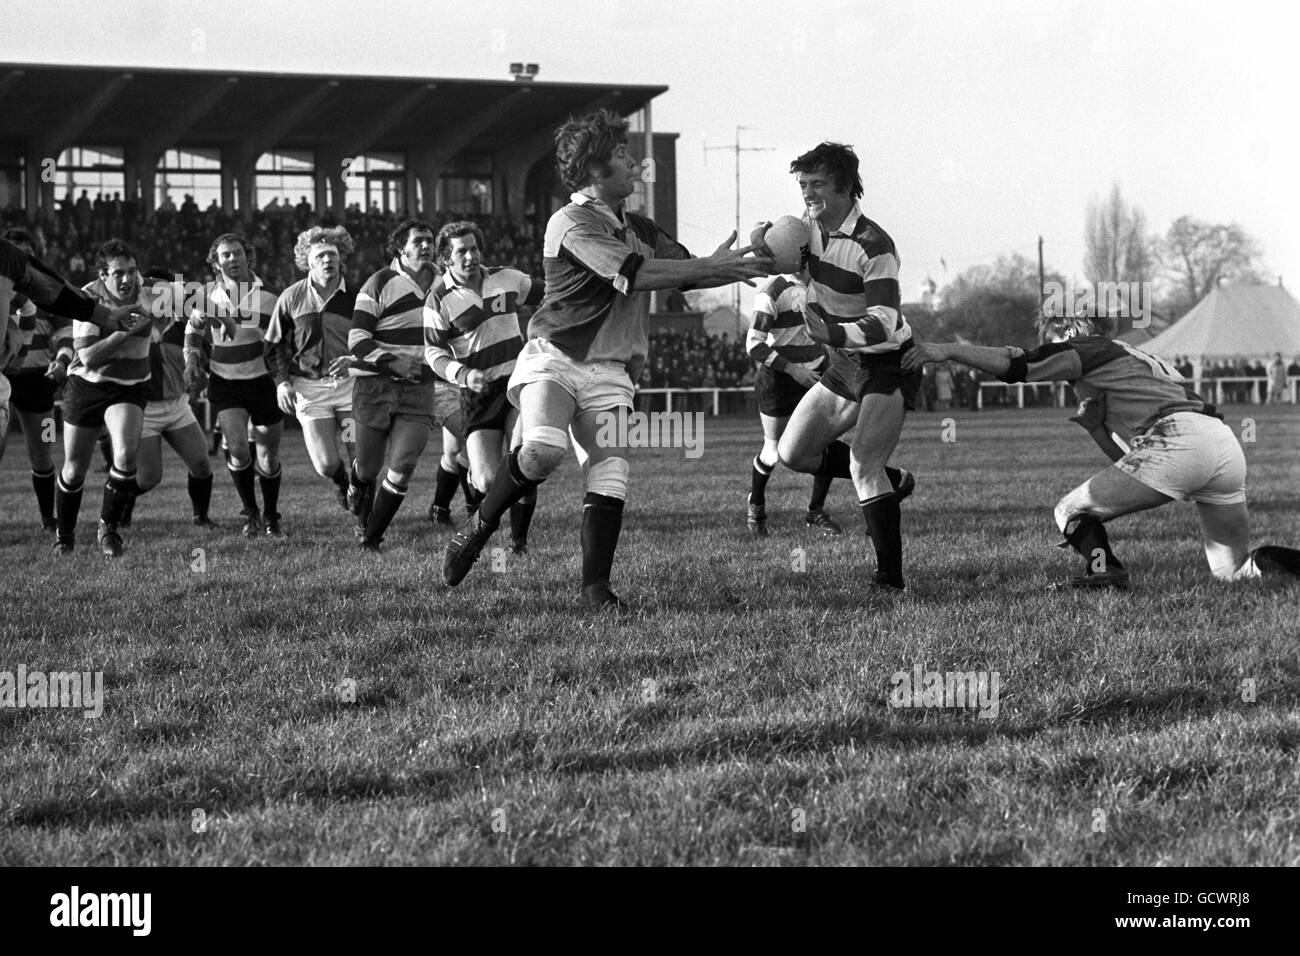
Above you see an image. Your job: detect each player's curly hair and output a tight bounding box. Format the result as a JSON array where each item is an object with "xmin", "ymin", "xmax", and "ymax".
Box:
[
  {"xmin": 294, "ymin": 226, "xmax": 355, "ymax": 272},
  {"xmin": 386, "ymin": 218, "xmax": 435, "ymax": 260},
  {"xmin": 2, "ymin": 227, "xmax": 44, "ymax": 258},
  {"xmin": 1037, "ymin": 313, "xmax": 1117, "ymax": 341},
  {"xmin": 206, "ymin": 232, "xmax": 256, "ymax": 273},
  {"xmin": 95, "ymin": 238, "xmax": 136, "ymax": 273},
  {"xmin": 435, "ymin": 221, "xmax": 486, "ymax": 263},
  {"xmin": 554, "ymin": 108, "xmax": 629, "ymax": 192},
  {"xmin": 790, "ymin": 142, "xmax": 864, "ymax": 201}
]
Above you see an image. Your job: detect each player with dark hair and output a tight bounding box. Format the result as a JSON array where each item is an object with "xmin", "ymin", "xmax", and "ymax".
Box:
[
  {"xmin": 333, "ymin": 218, "xmax": 440, "ymax": 551},
  {"xmin": 903, "ymin": 313, "xmax": 1300, "ymax": 586},
  {"xmin": 425, "ymin": 220, "xmax": 544, "ymax": 552},
  {"xmin": 744, "ymin": 271, "xmax": 845, "ymax": 536},
  {"xmin": 266, "ymin": 226, "xmax": 359, "ymax": 514},
  {"xmin": 0, "ymin": 235, "xmax": 142, "ymax": 335},
  {"xmin": 442, "ymin": 108, "xmax": 773, "ymax": 608},
  {"xmin": 183, "ymin": 233, "xmax": 285, "ymax": 538},
  {"xmin": 55, "ymin": 240, "xmax": 151, "ymax": 557},
  {"xmin": 0, "ymin": 229, "xmax": 74, "ymax": 532},
  {"xmin": 751, "ymin": 142, "xmax": 919, "ymax": 591},
  {"xmin": 123, "ymin": 268, "xmax": 215, "ymax": 527}
]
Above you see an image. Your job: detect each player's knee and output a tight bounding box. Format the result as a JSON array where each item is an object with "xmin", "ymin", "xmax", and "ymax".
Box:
[
  {"xmin": 191, "ymin": 462, "xmax": 212, "ymax": 481},
  {"xmin": 585, "ymin": 455, "xmax": 629, "ymax": 501},
  {"xmin": 518, "ymin": 426, "xmax": 568, "ymax": 478},
  {"xmin": 1054, "ymin": 494, "xmax": 1090, "ymax": 533}
]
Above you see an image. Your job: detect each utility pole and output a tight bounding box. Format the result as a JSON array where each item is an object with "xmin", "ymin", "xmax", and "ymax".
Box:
[
  {"xmin": 1038, "ymin": 235, "xmax": 1046, "ymax": 318},
  {"xmin": 705, "ymin": 127, "xmax": 773, "ymax": 336}
]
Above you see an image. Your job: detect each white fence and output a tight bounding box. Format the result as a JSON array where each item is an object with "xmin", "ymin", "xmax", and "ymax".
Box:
[{"xmin": 976, "ymin": 376, "xmax": 1300, "ymax": 409}]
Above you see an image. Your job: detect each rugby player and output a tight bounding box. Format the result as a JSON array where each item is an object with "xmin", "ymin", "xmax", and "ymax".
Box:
[
  {"xmin": 745, "ymin": 271, "xmax": 843, "ymax": 536},
  {"xmin": 334, "ymin": 218, "xmax": 441, "ymax": 552},
  {"xmin": 122, "ymin": 268, "xmax": 216, "ymax": 526},
  {"xmin": 425, "ymin": 220, "xmax": 544, "ymax": 553},
  {"xmin": 265, "ymin": 226, "xmax": 358, "ymax": 514},
  {"xmin": 0, "ymin": 229, "xmax": 74, "ymax": 532},
  {"xmin": 752, "ymin": 143, "xmax": 919, "ymax": 591},
  {"xmin": 55, "ymin": 240, "xmax": 151, "ymax": 557},
  {"xmin": 0, "ymin": 235, "xmax": 143, "ymax": 335},
  {"xmin": 902, "ymin": 313, "xmax": 1300, "ymax": 587},
  {"xmin": 442, "ymin": 108, "xmax": 773, "ymax": 609},
  {"xmin": 183, "ymin": 234, "xmax": 285, "ymax": 538}
]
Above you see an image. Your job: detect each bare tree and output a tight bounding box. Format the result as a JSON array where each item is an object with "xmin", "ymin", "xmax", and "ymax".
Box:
[
  {"xmin": 1083, "ymin": 182, "xmax": 1151, "ymax": 285},
  {"xmin": 1156, "ymin": 215, "xmax": 1265, "ymax": 315}
]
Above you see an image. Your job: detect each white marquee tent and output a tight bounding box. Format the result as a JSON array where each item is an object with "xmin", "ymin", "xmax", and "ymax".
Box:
[{"xmin": 1142, "ymin": 284, "xmax": 1300, "ymax": 361}]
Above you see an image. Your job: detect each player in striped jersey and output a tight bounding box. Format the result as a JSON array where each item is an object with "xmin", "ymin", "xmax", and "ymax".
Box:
[
  {"xmin": 119, "ymin": 268, "xmax": 215, "ymax": 527},
  {"xmin": 55, "ymin": 240, "xmax": 152, "ymax": 557},
  {"xmin": 266, "ymin": 226, "xmax": 358, "ymax": 515},
  {"xmin": 442, "ymin": 108, "xmax": 773, "ymax": 609},
  {"xmin": 752, "ymin": 143, "xmax": 919, "ymax": 591},
  {"xmin": 744, "ymin": 272, "xmax": 844, "ymax": 537},
  {"xmin": 334, "ymin": 219, "xmax": 441, "ymax": 551},
  {"xmin": 904, "ymin": 313, "xmax": 1300, "ymax": 587},
  {"xmin": 183, "ymin": 234, "xmax": 285, "ymax": 538},
  {"xmin": 0, "ymin": 236, "xmax": 144, "ymax": 336},
  {"xmin": 425, "ymin": 221, "xmax": 544, "ymax": 553},
  {"xmin": 0, "ymin": 229, "xmax": 73, "ymax": 532}
]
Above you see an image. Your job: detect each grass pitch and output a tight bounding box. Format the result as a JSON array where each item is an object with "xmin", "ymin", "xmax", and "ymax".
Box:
[{"xmin": 1, "ymin": 405, "xmax": 1297, "ymax": 865}]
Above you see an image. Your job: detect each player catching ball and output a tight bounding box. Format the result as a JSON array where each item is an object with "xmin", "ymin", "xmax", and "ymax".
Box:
[
  {"xmin": 442, "ymin": 107, "xmax": 774, "ymax": 610},
  {"xmin": 902, "ymin": 313, "xmax": 1300, "ymax": 587}
]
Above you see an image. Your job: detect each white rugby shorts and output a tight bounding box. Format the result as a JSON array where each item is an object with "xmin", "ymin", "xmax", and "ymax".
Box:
[
  {"xmin": 140, "ymin": 395, "xmax": 199, "ymax": 438},
  {"xmin": 1113, "ymin": 411, "xmax": 1246, "ymax": 506},
  {"xmin": 507, "ymin": 338, "xmax": 633, "ymax": 413},
  {"xmin": 292, "ymin": 375, "xmax": 353, "ymax": 422}
]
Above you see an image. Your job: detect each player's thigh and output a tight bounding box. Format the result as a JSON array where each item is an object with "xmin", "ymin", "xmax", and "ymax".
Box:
[
  {"xmin": 1195, "ymin": 501, "xmax": 1253, "ymax": 580},
  {"xmin": 60, "ymin": 422, "xmax": 101, "ymax": 482},
  {"xmin": 849, "ymin": 391, "xmax": 906, "ymax": 471},
  {"xmin": 103, "ymin": 402, "xmax": 143, "ymax": 467},
  {"xmin": 299, "ymin": 417, "xmax": 341, "ymax": 476},
  {"xmin": 136, "ymin": 435, "xmax": 164, "ymax": 489},
  {"xmin": 759, "ymin": 412, "xmax": 788, "ymax": 444},
  {"xmin": 217, "ymin": 407, "xmax": 251, "ymax": 455},
  {"xmin": 163, "ymin": 422, "xmax": 212, "ymax": 477},
  {"xmin": 16, "ymin": 407, "xmax": 55, "ymax": 470},
  {"xmin": 517, "ymin": 379, "xmax": 577, "ymax": 435},
  {"xmin": 570, "ymin": 402, "xmax": 630, "ymax": 465},
  {"xmin": 252, "ymin": 419, "xmax": 281, "ymax": 458},
  {"xmin": 466, "ymin": 429, "xmax": 505, "ymax": 486},
  {"xmin": 1055, "ymin": 464, "xmax": 1174, "ymax": 528},
  {"xmin": 353, "ymin": 420, "xmax": 389, "ymax": 477},
  {"xmin": 779, "ymin": 384, "xmax": 858, "ymax": 468},
  {"xmin": 386, "ymin": 417, "xmax": 432, "ymax": 478}
]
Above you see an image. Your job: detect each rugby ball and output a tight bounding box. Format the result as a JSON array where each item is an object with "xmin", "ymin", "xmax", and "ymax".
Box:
[{"xmin": 761, "ymin": 215, "xmax": 810, "ymax": 273}]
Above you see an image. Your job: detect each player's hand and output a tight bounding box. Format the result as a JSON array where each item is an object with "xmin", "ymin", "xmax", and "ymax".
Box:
[
  {"xmin": 706, "ymin": 231, "xmax": 776, "ymax": 288},
  {"xmin": 44, "ymin": 359, "xmax": 68, "ymax": 385},
  {"xmin": 464, "ymin": 369, "xmax": 487, "ymax": 393},
  {"xmin": 105, "ymin": 303, "xmax": 144, "ymax": 332},
  {"xmin": 184, "ymin": 357, "xmax": 207, "ymax": 395},
  {"xmin": 327, "ymin": 355, "xmax": 359, "ymax": 379},
  {"xmin": 276, "ymin": 381, "xmax": 297, "ymax": 415},
  {"xmin": 788, "ymin": 364, "xmax": 820, "ymax": 388},
  {"xmin": 1069, "ymin": 394, "xmax": 1107, "ymax": 431},
  {"xmin": 803, "ymin": 311, "xmax": 834, "ymax": 345},
  {"xmin": 901, "ymin": 341, "xmax": 946, "ymax": 371},
  {"xmin": 749, "ymin": 221, "xmax": 774, "ymax": 257},
  {"xmin": 211, "ymin": 312, "xmax": 239, "ymax": 342}
]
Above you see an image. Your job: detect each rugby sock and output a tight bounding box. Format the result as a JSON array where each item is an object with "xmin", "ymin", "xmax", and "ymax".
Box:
[
  {"xmin": 808, "ymin": 472, "xmax": 832, "ymax": 512},
  {"xmin": 459, "ymin": 467, "xmax": 478, "ymax": 511},
  {"xmin": 348, "ymin": 468, "xmax": 375, "ymax": 524},
  {"xmin": 229, "ymin": 458, "xmax": 259, "ymax": 515},
  {"xmin": 101, "ymin": 467, "xmax": 139, "ymax": 527},
  {"xmin": 328, "ymin": 462, "xmax": 349, "ymax": 497},
  {"xmin": 510, "ymin": 492, "xmax": 538, "ymax": 547},
  {"xmin": 581, "ymin": 493, "xmax": 625, "ymax": 591},
  {"xmin": 817, "ymin": 445, "xmax": 907, "ymax": 493},
  {"xmin": 55, "ymin": 475, "xmax": 84, "ymax": 543},
  {"xmin": 188, "ymin": 472, "xmax": 213, "ymax": 519},
  {"xmin": 860, "ymin": 492, "xmax": 904, "ymax": 587},
  {"xmin": 477, "ymin": 450, "xmax": 540, "ymax": 527},
  {"xmin": 1063, "ymin": 514, "xmax": 1124, "ymax": 573},
  {"xmin": 750, "ymin": 455, "xmax": 774, "ymax": 507},
  {"xmin": 32, "ymin": 468, "xmax": 56, "ymax": 522},
  {"xmin": 365, "ymin": 478, "xmax": 407, "ymax": 544},
  {"xmin": 431, "ymin": 464, "xmax": 460, "ymax": 511},
  {"xmin": 257, "ymin": 464, "xmax": 282, "ymax": 520},
  {"xmin": 119, "ymin": 493, "xmax": 137, "ymax": 526}
]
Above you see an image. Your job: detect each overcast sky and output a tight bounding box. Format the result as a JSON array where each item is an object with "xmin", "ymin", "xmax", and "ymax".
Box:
[{"xmin": 11, "ymin": 0, "xmax": 1299, "ymax": 305}]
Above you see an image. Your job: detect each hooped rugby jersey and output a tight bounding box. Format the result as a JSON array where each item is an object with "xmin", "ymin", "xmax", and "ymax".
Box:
[
  {"xmin": 183, "ymin": 274, "xmax": 279, "ymax": 381},
  {"xmin": 747, "ymin": 274, "xmax": 825, "ymax": 375},
  {"xmin": 350, "ymin": 258, "xmax": 438, "ymax": 383},
  {"xmin": 146, "ymin": 312, "xmax": 189, "ymax": 402},
  {"xmin": 528, "ymin": 192, "xmax": 692, "ymax": 374},
  {"xmin": 265, "ymin": 276, "xmax": 357, "ymax": 383},
  {"xmin": 1002, "ymin": 336, "xmax": 1219, "ymax": 440},
  {"xmin": 424, "ymin": 266, "xmax": 542, "ymax": 386},
  {"xmin": 6, "ymin": 296, "xmax": 73, "ymax": 374},
  {"xmin": 804, "ymin": 203, "xmax": 911, "ymax": 355},
  {"xmin": 69, "ymin": 278, "xmax": 153, "ymax": 386}
]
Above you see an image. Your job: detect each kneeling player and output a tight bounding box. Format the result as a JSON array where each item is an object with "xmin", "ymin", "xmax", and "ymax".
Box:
[
  {"xmin": 56, "ymin": 241, "xmax": 151, "ymax": 557},
  {"xmin": 425, "ymin": 220, "xmax": 543, "ymax": 552},
  {"xmin": 904, "ymin": 314, "xmax": 1300, "ymax": 587},
  {"xmin": 745, "ymin": 272, "xmax": 843, "ymax": 536}
]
